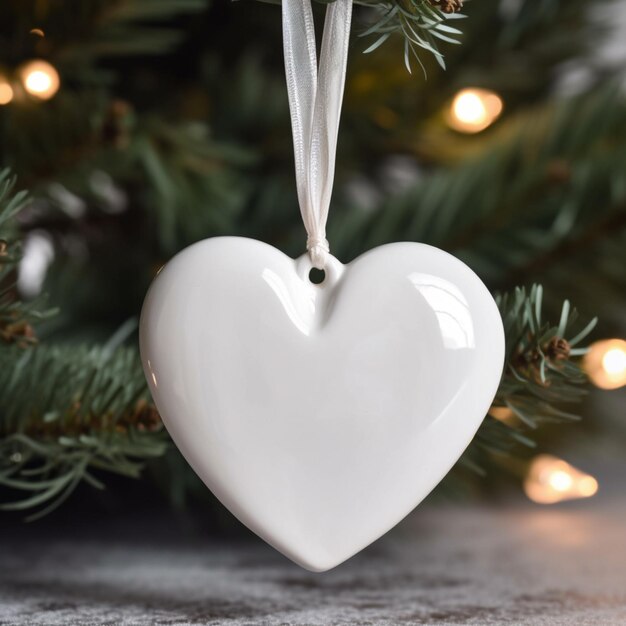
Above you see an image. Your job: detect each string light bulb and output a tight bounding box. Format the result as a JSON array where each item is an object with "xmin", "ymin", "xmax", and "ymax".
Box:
[
  {"xmin": 584, "ymin": 338, "xmax": 626, "ymax": 390},
  {"xmin": 447, "ymin": 88, "xmax": 503, "ymax": 133},
  {"xmin": 0, "ymin": 75, "xmax": 13, "ymax": 106},
  {"xmin": 524, "ymin": 455, "xmax": 598, "ymax": 504},
  {"xmin": 488, "ymin": 406, "xmax": 516, "ymax": 426},
  {"xmin": 18, "ymin": 60, "xmax": 60, "ymax": 100}
]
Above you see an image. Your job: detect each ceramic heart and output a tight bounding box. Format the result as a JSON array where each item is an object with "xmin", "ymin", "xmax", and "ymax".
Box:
[{"xmin": 140, "ymin": 237, "xmax": 504, "ymax": 571}]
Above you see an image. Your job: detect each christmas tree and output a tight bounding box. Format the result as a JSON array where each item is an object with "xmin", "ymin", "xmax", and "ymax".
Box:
[{"xmin": 1, "ymin": 0, "xmax": 624, "ymax": 521}]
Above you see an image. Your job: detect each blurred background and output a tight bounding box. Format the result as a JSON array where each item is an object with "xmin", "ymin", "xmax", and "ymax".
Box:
[{"xmin": 0, "ymin": 0, "xmax": 625, "ymax": 528}]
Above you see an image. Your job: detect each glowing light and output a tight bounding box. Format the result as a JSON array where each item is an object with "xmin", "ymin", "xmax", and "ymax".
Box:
[
  {"xmin": 524, "ymin": 455, "xmax": 598, "ymax": 504},
  {"xmin": 603, "ymin": 348, "xmax": 626, "ymax": 375},
  {"xmin": 548, "ymin": 470, "xmax": 573, "ymax": 492},
  {"xmin": 447, "ymin": 88, "xmax": 503, "ymax": 133},
  {"xmin": 584, "ymin": 338, "xmax": 626, "ymax": 390},
  {"xmin": 19, "ymin": 60, "xmax": 60, "ymax": 100},
  {"xmin": 489, "ymin": 406, "xmax": 516, "ymax": 425},
  {"xmin": 0, "ymin": 80, "xmax": 13, "ymax": 105}
]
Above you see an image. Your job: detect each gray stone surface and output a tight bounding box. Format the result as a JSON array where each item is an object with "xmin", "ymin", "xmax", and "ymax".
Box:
[{"xmin": 1, "ymin": 494, "xmax": 625, "ymax": 625}]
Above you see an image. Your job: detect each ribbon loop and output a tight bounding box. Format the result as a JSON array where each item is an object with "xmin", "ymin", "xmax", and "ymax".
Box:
[{"xmin": 282, "ymin": 0, "xmax": 352, "ymax": 270}]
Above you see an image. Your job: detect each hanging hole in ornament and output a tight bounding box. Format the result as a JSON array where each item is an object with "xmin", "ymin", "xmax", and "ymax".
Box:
[{"xmin": 309, "ymin": 267, "xmax": 326, "ymax": 285}]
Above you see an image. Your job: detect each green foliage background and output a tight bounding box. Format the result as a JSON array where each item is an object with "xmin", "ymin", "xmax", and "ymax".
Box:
[{"xmin": 0, "ymin": 0, "xmax": 624, "ymax": 519}]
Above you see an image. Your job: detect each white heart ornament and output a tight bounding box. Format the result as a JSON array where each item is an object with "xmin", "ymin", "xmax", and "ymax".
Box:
[{"xmin": 140, "ymin": 237, "xmax": 504, "ymax": 571}]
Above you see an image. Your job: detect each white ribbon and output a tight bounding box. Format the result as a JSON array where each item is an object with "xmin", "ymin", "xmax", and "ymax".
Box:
[{"xmin": 282, "ymin": 0, "xmax": 352, "ymax": 269}]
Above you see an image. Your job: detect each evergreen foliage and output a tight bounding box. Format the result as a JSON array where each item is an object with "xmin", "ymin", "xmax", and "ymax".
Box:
[
  {"xmin": 0, "ymin": 174, "xmax": 595, "ymax": 517},
  {"xmin": 0, "ymin": 0, "xmax": 623, "ymax": 517}
]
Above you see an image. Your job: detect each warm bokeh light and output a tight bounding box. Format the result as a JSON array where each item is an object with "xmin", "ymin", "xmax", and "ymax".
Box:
[
  {"xmin": 603, "ymin": 348, "xmax": 626, "ymax": 375},
  {"xmin": 584, "ymin": 338, "xmax": 626, "ymax": 390},
  {"xmin": 488, "ymin": 406, "xmax": 516, "ymax": 425},
  {"xmin": 0, "ymin": 78, "xmax": 13, "ymax": 105},
  {"xmin": 524, "ymin": 455, "xmax": 598, "ymax": 504},
  {"xmin": 447, "ymin": 88, "xmax": 503, "ymax": 133},
  {"xmin": 18, "ymin": 60, "xmax": 60, "ymax": 100}
]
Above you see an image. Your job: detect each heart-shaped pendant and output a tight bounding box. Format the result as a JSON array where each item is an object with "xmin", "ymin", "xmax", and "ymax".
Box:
[{"xmin": 140, "ymin": 237, "xmax": 504, "ymax": 571}]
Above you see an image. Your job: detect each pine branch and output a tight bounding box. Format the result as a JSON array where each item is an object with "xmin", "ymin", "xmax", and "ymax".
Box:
[
  {"xmin": 60, "ymin": 0, "xmax": 209, "ymax": 62},
  {"xmin": 2, "ymin": 205, "xmax": 596, "ymax": 520},
  {"xmin": 461, "ymin": 285, "xmax": 595, "ymax": 475},
  {"xmin": 121, "ymin": 118, "xmax": 257, "ymax": 252},
  {"xmin": 0, "ymin": 0, "xmax": 209, "ymax": 68},
  {"xmin": 0, "ymin": 169, "xmax": 596, "ymax": 518},
  {"xmin": 253, "ymin": 0, "xmax": 464, "ymax": 72},
  {"xmin": 6, "ymin": 94, "xmax": 256, "ymax": 251},
  {"xmin": 0, "ymin": 171, "xmax": 166, "ymax": 520},
  {"xmin": 0, "ymin": 284, "xmax": 594, "ymax": 518},
  {"xmin": 329, "ymin": 86, "xmax": 626, "ymax": 310},
  {"xmin": 0, "ymin": 342, "xmax": 166, "ymax": 521},
  {"xmin": 0, "ymin": 0, "xmax": 608, "ymax": 515},
  {"xmin": 355, "ymin": 0, "xmax": 464, "ymax": 73},
  {"xmin": 0, "ymin": 170, "xmax": 55, "ymax": 346}
]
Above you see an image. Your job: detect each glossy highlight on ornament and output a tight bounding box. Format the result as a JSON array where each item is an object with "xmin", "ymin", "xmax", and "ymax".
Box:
[{"xmin": 140, "ymin": 236, "xmax": 504, "ymax": 572}]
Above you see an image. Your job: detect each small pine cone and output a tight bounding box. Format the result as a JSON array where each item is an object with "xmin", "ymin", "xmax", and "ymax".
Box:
[
  {"xmin": 0, "ymin": 320, "xmax": 36, "ymax": 346},
  {"xmin": 427, "ymin": 0, "xmax": 464, "ymax": 14},
  {"xmin": 546, "ymin": 337, "xmax": 571, "ymax": 361},
  {"xmin": 134, "ymin": 400, "xmax": 162, "ymax": 432}
]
